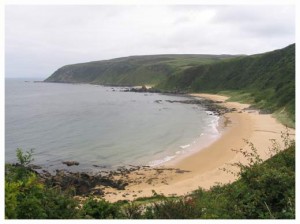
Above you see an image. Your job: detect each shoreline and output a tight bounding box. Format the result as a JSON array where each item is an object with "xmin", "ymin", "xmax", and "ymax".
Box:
[
  {"xmin": 20, "ymin": 91, "xmax": 295, "ymax": 202},
  {"xmin": 148, "ymin": 113, "xmax": 221, "ymax": 167},
  {"xmin": 101, "ymin": 93, "xmax": 295, "ymax": 202}
]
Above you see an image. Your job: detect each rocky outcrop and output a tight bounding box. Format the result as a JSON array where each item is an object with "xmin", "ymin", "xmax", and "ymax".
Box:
[{"xmin": 42, "ymin": 170, "xmax": 128, "ymax": 196}]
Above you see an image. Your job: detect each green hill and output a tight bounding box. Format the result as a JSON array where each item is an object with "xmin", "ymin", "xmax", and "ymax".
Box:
[
  {"xmin": 44, "ymin": 54, "xmax": 237, "ymax": 86},
  {"xmin": 157, "ymin": 44, "xmax": 295, "ymax": 125}
]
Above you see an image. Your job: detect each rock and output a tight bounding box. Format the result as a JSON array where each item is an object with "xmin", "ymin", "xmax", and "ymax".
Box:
[
  {"xmin": 92, "ymin": 189, "xmax": 104, "ymax": 196},
  {"xmin": 62, "ymin": 161, "xmax": 80, "ymax": 166},
  {"xmin": 42, "ymin": 170, "xmax": 51, "ymax": 177},
  {"xmin": 28, "ymin": 164, "xmax": 42, "ymax": 169},
  {"xmin": 77, "ymin": 180, "xmax": 91, "ymax": 195},
  {"xmin": 175, "ymin": 169, "xmax": 190, "ymax": 174},
  {"xmin": 35, "ymin": 165, "xmax": 131, "ymax": 196},
  {"xmin": 116, "ymin": 182, "xmax": 128, "ymax": 190},
  {"xmin": 80, "ymin": 172, "xmax": 91, "ymax": 180},
  {"xmin": 259, "ymin": 109, "xmax": 271, "ymax": 114},
  {"xmin": 92, "ymin": 164, "xmax": 107, "ymax": 168}
]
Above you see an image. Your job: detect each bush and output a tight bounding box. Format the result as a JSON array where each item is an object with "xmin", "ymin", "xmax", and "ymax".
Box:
[
  {"xmin": 81, "ymin": 198, "xmax": 122, "ymax": 219},
  {"xmin": 122, "ymin": 202, "xmax": 143, "ymax": 219},
  {"xmin": 143, "ymin": 198, "xmax": 201, "ymax": 219},
  {"xmin": 5, "ymin": 149, "xmax": 80, "ymax": 219}
]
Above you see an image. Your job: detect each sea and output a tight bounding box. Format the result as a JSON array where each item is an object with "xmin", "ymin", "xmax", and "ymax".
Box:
[{"xmin": 5, "ymin": 78, "xmax": 220, "ymax": 172}]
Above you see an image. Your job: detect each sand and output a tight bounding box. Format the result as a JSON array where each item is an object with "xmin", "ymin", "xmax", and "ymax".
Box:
[{"xmin": 101, "ymin": 93, "xmax": 295, "ymax": 202}]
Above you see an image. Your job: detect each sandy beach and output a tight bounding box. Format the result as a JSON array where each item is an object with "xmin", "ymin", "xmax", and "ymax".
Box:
[{"xmin": 102, "ymin": 93, "xmax": 295, "ymax": 202}]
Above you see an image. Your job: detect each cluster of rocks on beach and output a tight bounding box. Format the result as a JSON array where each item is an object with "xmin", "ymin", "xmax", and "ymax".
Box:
[{"xmin": 22, "ymin": 162, "xmax": 191, "ymax": 200}]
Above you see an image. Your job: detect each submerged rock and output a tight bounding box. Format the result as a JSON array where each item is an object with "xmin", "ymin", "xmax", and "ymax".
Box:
[
  {"xmin": 28, "ymin": 164, "xmax": 42, "ymax": 170},
  {"xmin": 62, "ymin": 161, "xmax": 80, "ymax": 166}
]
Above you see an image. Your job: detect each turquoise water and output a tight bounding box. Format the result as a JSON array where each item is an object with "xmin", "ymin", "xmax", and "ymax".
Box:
[{"xmin": 5, "ymin": 79, "xmax": 219, "ymax": 171}]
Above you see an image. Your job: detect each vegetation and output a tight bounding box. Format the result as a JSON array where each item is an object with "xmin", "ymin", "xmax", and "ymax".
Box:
[
  {"xmin": 6, "ymin": 133, "xmax": 295, "ymax": 219},
  {"xmin": 157, "ymin": 44, "xmax": 295, "ymax": 125},
  {"xmin": 5, "ymin": 150, "xmax": 80, "ymax": 219},
  {"xmin": 45, "ymin": 54, "xmax": 237, "ymax": 86},
  {"xmin": 80, "ymin": 198, "xmax": 122, "ymax": 219}
]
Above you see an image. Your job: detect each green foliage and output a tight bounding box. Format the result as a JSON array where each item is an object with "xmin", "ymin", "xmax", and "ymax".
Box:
[
  {"xmin": 273, "ymin": 109, "xmax": 295, "ymax": 128},
  {"xmin": 6, "ymin": 149, "xmax": 35, "ymax": 183},
  {"xmin": 16, "ymin": 148, "xmax": 34, "ymax": 166},
  {"xmin": 219, "ymin": 90, "xmax": 255, "ymax": 104},
  {"xmin": 143, "ymin": 198, "xmax": 201, "ymax": 219},
  {"xmin": 222, "ymin": 143, "xmax": 295, "ymax": 219},
  {"xmin": 5, "ymin": 181, "xmax": 20, "ymax": 219},
  {"xmin": 5, "ymin": 149, "xmax": 80, "ymax": 219},
  {"xmin": 122, "ymin": 202, "xmax": 144, "ymax": 219},
  {"xmin": 81, "ymin": 198, "xmax": 122, "ymax": 219}
]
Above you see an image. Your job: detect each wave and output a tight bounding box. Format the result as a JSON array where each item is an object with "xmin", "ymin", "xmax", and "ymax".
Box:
[
  {"xmin": 180, "ymin": 144, "xmax": 191, "ymax": 149},
  {"xmin": 147, "ymin": 113, "xmax": 221, "ymax": 167},
  {"xmin": 148, "ymin": 155, "xmax": 177, "ymax": 167}
]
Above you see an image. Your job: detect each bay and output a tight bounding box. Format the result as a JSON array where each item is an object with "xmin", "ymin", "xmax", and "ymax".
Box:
[{"xmin": 5, "ymin": 78, "xmax": 219, "ymax": 171}]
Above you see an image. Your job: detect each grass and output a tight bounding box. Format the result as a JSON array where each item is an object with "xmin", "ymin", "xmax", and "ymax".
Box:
[
  {"xmin": 217, "ymin": 90, "xmax": 255, "ymax": 104},
  {"xmin": 216, "ymin": 90, "xmax": 295, "ymax": 128},
  {"xmin": 273, "ymin": 109, "xmax": 295, "ymax": 129}
]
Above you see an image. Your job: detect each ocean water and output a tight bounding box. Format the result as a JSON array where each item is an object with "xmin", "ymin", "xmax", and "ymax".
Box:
[{"xmin": 5, "ymin": 78, "xmax": 220, "ymax": 171}]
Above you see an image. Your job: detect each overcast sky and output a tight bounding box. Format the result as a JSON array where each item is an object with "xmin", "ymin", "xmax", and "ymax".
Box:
[{"xmin": 5, "ymin": 5, "xmax": 295, "ymax": 78}]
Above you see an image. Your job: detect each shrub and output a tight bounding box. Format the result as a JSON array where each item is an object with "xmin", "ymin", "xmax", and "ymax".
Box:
[
  {"xmin": 81, "ymin": 198, "xmax": 121, "ymax": 219},
  {"xmin": 143, "ymin": 198, "xmax": 201, "ymax": 219},
  {"xmin": 5, "ymin": 149, "xmax": 80, "ymax": 219},
  {"xmin": 122, "ymin": 202, "xmax": 143, "ymax": 219}
]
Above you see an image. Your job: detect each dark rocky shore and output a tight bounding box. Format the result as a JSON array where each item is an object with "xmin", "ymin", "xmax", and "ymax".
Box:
[
  {"xmin": 164, "ymin": 98, "xmax": 236, "ymax": 116},
  {"xmin": 119, "ymin": 85, "xmax": 236, "ymax": 116},
  {"xmin": 15, "ymin": 163, "xmax": 190, "ymax": 198},
  {"xmin": 121, "ymin": 85, "xmax": 187, "ymax": 94}
]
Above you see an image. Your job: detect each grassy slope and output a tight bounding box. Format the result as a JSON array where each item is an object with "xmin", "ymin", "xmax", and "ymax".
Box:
[
  {"xmin": 157, "ymin": 44, "xmax": 295, "ymax": 126},
  {"xmin": 45, "ymin": 54, "xmax": 237, "ymax": 86}
]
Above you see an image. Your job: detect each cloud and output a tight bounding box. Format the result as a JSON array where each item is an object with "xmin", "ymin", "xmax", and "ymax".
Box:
[
  {"xmin": 5, "ymin": 5, "xmax": 295, "ymax": 78},
  {"xmin": 213, "ymin": 6, "xmax": 295, "ymax": 37}
]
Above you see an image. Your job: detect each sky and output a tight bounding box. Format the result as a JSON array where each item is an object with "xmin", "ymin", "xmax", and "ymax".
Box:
[{"xmin": 5, "ymin": 5, "xmax": 295, "ymax": 79}]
